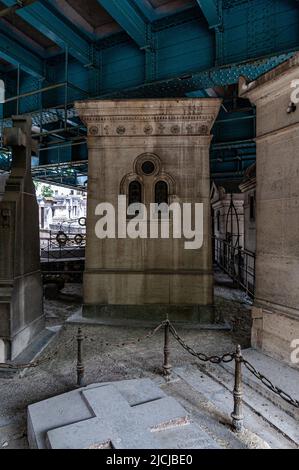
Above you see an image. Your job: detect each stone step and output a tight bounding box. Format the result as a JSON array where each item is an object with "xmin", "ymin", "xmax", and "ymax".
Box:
[
  {"xmin": 221, "ymin": 348, "xmax": 299, "ymax": 421},
  {"xmin": 174, "ymin": 365, "xmax": 297, "ymax": 449}
]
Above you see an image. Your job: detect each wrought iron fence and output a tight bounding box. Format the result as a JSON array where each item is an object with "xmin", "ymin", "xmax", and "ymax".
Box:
[
  {"xmin": 214, "ymin": 237, "xmax": 255, "ymax": 297},
  {"xmin": 40, "ymin": 230, "xmax": 86, "ymax": 262}
]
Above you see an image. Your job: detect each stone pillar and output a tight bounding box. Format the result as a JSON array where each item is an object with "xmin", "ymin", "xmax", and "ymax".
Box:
[
  {"xmin": 76, "ymin": 99, "xmax": 221, "ymax": 323},
  {"xmin": 239, "ymin": 55, "xmax": 299, "ymax": 368},
  {"xmin": 0, "ymin": 116, "xmax": 44, "ymax": 361}
]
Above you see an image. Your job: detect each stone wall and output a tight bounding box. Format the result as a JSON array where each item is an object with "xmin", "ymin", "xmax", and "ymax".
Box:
[
  {"xmin": 76, "ymin": 99, "xmax": 221, "ymax": 323},
  {"xmin": 0, "ymin": 173, "xmax": 8, "ymax": 201},
  {"xmin": 239, "ymin": 54, "xmax": 299, "ymax": 368}
]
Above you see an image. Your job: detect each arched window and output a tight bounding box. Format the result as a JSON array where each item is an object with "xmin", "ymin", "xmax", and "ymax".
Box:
[
  {"xmin": 129, "ymin": 181, "xmax": 142, "ymax": 205},
  {"xmin": 155, "ymin": 181, "xmax": 168, "ymax": 205}
]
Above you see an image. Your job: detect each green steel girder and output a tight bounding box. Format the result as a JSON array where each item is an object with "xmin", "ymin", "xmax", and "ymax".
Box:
[
  {"xmin": 1, "ymin": 0, "xmax": 91, "ymax": 66},
  {"xmin": 196, "ymin": 0, "xmax": 222, "ymax": 29},
  {"xmin": 97, "ymin": 0, "xmax": 149, "ymax": 48},
  {"xmin": 0, "ymin": 31, "xmax": 44, "ymax": 78}
]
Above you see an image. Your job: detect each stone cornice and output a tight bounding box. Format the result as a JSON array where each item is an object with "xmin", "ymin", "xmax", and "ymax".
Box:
[{"xmin": 75, "ymin": 98, "xmax": 222, "ymax": 137}]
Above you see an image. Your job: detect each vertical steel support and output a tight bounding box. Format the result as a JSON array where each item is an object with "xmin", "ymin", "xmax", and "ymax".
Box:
[
  {"xmin": 64, "ymin": 46, "xmax": 69, "ymax": 132},
  {"xmin": 16, "ymin": 64, "xmax": 20, "ymax": 115},
  {"xmin": 76, "ymin": 327, "xmax": 85, "ymax": 387},
  {"xmin": 231, "ymin": 345, "xmax": 244, "ymax": 432}
]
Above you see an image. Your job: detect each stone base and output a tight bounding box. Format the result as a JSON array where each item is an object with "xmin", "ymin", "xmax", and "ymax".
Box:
[
  {"xmin": 10, "ymin": 315, "xmax": 46, "ymax": 361},
  {"xmin": 252, "ymin": 304, "xmax": 299, "ymax": 370},
  {"xmin": 0, "ymin": 271, "xmax": 44, "ymax": 361},
  {"xmin": 82, "ymin": 303, "xmax": 215, "ymax": 324},
  {"xmin": 0, "ymin": 326, "xmax": 60, "ymax": 377},
  {"xmin": 0, "ymin": 314, "xmax": 45, "ymax": 362}
]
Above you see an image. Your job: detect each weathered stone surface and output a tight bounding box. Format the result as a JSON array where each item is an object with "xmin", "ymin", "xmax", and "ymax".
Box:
[
  {"xmin": 0, "ymin": 174, "xmax": 8, "ymax": 201},
  {"xmin": 0, "ymin": 116, "xmax": 44, "ymax": 361},
  {"xmin": 75, "ymin": 99, "xmax": 221, "ymax": 323},
  {"xmin": 239, "ymin": 54, "xmax": 299, "ymax": 368},
  {"xmin": 28, "ymin": 378, "xmax": 218, "ymax": 449}
]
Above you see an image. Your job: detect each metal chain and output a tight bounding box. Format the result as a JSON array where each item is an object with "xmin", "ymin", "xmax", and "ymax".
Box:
[
  {"xmin": 169, "ymin": 322, "xmax": 299, "ymax": 409},
  {"xmin": 2, "ymin": 318, "xmax": 298, "ymax": 411},
  {"xmin": 242, "ymin": 359, "xmax": 299, "ymax": 408},
  {"xmin": 85, "ymin": 321, "xmax": 166, "ymax": 349},
  {"xmin": 0, "ymin": 335, "xmax": 75, "ymax": 371},
  {"xmin": 168, "ymin": 322, "xmax": 235, "ymax": 364}
]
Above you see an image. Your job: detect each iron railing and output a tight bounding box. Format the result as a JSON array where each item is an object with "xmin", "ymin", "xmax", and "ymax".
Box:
[
  {"xmin": 40, "ymin": 230, "xmax": 86, "ymax": 262},
  {"xmin": 213, "ymin": 237, "xmax": 255, "ymax": 297}
]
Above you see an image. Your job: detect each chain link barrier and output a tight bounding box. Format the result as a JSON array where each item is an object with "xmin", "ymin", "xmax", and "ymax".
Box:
[
  {"xmin": 241, "ymin": 358, "xmax": 299, "ymax": 408},
  {"xmin": 0, "ymin": 335, "xmax": 75, "ymax": 371},
  {"xmin": 167, "ymin": 320, "xmax": 299, "ymax": 410},
  {"xmin": 1, "ymin": 318, "xmax": 298, "ymax": 413},
  {"xmin": 85, "ymin": 321, "xmax": 166, "ymax": 349},
  {"xmin": 168, "ymin": 322, "xmax": 236, "ymax": 364}
]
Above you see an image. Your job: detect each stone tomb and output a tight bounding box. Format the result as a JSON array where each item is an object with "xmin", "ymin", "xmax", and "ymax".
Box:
[
  {"xmin": 239, "ymin": 54, "xmax": 299, "ymax": 368},
  {"xmin": 28, "ymin": 378, "xmax": 218, "ymax": 449},
  {"xmin": 75, "ymin": 99, "xmax": 222, "ymax": 324},
  {"xmin": 0, "ymin": 116, "xmax": 44, "ymax": 361}
]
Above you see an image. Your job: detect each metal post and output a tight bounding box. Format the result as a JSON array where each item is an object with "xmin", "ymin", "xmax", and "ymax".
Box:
[
  {"xmin": 16, "ymin": 64, "xmax": 20, "ymax": 116},
  {"xmin": 163, "ymin": 320, "xmax": 171, "ymax": 377},
  {"xmin": 76, "ymin": 327, "xmax": 85, "ymax": 387},
  {"xmin": 64, "ymin": 46, "xmax": 69, "ymax": 132},
  {"xmin": 231, "ymin": 345, "xmax": 244, "ymax": 432}
]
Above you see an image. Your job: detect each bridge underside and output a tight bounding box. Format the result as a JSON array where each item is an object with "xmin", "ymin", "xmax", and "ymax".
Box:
[{"xmin": 0, "ymin": 0, "xmax": 298, "ymax": 187}]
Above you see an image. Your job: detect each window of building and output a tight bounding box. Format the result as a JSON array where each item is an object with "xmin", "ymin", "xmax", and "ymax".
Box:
[
  {"xmin": 141, "ymin": 161, "xmax": 155, "ymax": 175},
  {"xmin": 155, "ymin": 181, "xmax": 168, "ymax": 205},
  {"xmin": 217, "ymin": 211, "xmax": 220, "ymax": 232},
  {"xmin": 128, "ymin": 181, "xmax": 142, "ymax": 205}
]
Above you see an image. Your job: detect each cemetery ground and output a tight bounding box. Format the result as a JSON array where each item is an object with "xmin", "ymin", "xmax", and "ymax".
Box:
[{"xmin": 0, "ymin": 272, "xmax": 297, "ymax": 449}]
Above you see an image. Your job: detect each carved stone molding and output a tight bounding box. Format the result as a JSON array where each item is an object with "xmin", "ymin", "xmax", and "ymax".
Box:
[{"xmin": 76, "ymin": 99, "xmax": 221, "ymax": 138}]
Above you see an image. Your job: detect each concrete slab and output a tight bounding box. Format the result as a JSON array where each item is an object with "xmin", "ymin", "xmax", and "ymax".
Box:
[{"xmin": 28, "ymin": 378, "xmax": 219, "ymax": 449}]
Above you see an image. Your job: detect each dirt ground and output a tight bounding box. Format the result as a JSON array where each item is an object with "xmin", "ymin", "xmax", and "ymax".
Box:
[{"xmin": 0, "ymin": 271, "xmax": 253, "ymax": 449}]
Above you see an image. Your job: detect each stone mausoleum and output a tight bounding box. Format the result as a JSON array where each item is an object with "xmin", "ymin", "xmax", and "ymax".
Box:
[
  {"xmin": 76, "ymin": 99, "xmax": 222, "ymax": 323},
  {"xmin": 1, "ymin": 0, "xmax": 299, "ymax": 451}
]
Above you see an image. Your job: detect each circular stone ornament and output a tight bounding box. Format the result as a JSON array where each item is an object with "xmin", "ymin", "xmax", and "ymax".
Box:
[
  {"xmin": 116, "ymin": 126, "xmax": 126, "ymax": 135},
  {"xmin": 89, "ymin": 126, "xmax": 99, "ymax": 136}
]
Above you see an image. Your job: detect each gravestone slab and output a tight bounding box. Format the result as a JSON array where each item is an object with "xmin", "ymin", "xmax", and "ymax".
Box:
[{"xmin": 28, "ymin": 378, "xmax": 218, "ymax": 449}]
